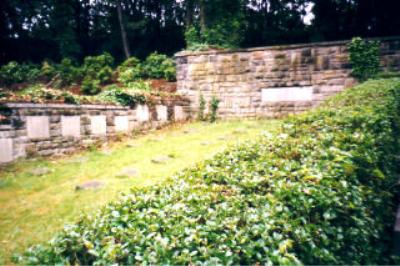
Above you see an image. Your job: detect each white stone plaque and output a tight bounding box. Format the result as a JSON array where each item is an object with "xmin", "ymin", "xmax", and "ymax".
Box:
[
  {"xmin": 261, "ymin": 87, "xmax": 313, "ymax": 102},
  {"xmin": 27, "ymin": 116, "xmax": 50, "ymax": 138},
  {"xmin": 137, "ymin": 105, "xmax": 150, "ymax": 122},
  {"xmin": 115, "ymin": 116, "xmax": 129, "ymax": 132},
  {"xmin": 90, "ymin": 115, "xmax": 107, "ymax": 136},
  {"xmin": 0, "ymin": 138, "xmax": 13, "ymax": 163},
  {"xmin": 61, "ymin": 116, "xmax": 81, "ymax": 137},
  {"xmin": 156, "ymin": 105, "xmax": 168, "ymax": 121},
  {"xmin": 174, "ymin": 106, "xmax": 187, "ymax": 121}
]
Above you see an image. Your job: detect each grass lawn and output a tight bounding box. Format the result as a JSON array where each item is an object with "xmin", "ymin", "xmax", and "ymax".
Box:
[{"xmin": 0, "ymin": 119, "xmax": 280, "ymax": 263}]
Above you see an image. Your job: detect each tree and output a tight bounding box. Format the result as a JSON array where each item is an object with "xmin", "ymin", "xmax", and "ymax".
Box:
[{"xmin": 116, "ymin": 1, "xmax": 130, "ymax": 59}]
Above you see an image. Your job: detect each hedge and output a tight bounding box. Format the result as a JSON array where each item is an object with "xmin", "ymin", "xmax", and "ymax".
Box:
[{"xmin": 17, "ymin": 79, "xmax": 400, "ymax": 265}]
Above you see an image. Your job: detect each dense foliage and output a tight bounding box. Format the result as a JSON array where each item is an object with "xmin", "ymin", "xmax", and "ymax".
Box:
[
  {"xmin": 2, "ymin": 0, "xmax": 400, "ymax": 63},
  {"xmin": 349, "ymin": 37, "xmax": 381, "ymax": 81},
  {"xmin": 0, "ymin": 53, "xmax": 175, "ymax": 92},
  {"xmin": 17, "ymin": 79, "xmax": 400, "ymax": 264}
]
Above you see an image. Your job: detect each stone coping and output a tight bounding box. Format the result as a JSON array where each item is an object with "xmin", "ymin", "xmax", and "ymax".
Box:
[
  {"xmin": 175, "ymin": 36, "xmax": 400, "ymax": 57},
  {"xmin": 2, "ymin": 102, "xmax": 130, "ymax": 110}
]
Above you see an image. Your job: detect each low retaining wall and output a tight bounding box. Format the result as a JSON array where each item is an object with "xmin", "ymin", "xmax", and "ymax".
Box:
[
  {"xmin": 176, "ymin": 37, "xmax": 400, "ymax": 118},
  {"xmin": 0, "ymin": 98, "xmax": 190, "ymax": 163}
]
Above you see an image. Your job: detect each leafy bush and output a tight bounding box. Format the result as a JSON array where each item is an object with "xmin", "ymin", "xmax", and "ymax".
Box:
[
  {"xmin": 349, "ymin": 37, "xmax": 380, "ymax": 81},
  {"xmin": 39, "ymin": 61, "xmax": 57, "ymax": 82},
  {"xmin": 142, "ymin": 53, "xmax": 176, "ymax": 81},
  {"xmin": 55, "ymin": 58, "xmax": 83, "ymax": 88},
  {"xmin": 82, "ymin": 53, "xmax": 114, "ymax": 85},
  {"xmin": 81, "ymin": 77, "xmax": 101, "ymax": 95},
  {"xmin": 97, "ymin": 86, "xmax": 145, "ymax": 107},
  {"xmin": 209, "ymin": 96, "xmax": 220, "ymax": 122},
  {"xmin": 197, "ymin": 93, "xmax": 206, "ymax": 121},
  {"xmin": 18, "ymin": 79, "xmax": 400, "ymax": 265},
  {"xmin": 0, "ymin": 61, "xmax": 40, "ymax": 86}
]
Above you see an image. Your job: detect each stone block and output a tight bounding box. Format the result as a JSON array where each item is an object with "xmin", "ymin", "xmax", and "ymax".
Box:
[
  {"xmin": 261, "ymin": 87, "xmax": 314, "ymax": 102},
  {"xmin": 174, "ymin": 106, "xmax": 187, "ymax": 121},
  {"xmin": 115, "ymin": 116, "xmax": 129, "ymax": 132},
  {"xmin": 90, "ymin": 115, "xmax": 107, "ymax": 136},
  {"xmin": 27, "ymin": 116, "xmax": 50, "ymax": 139},
  {"xmin": 61, "ymin": 116, "xmax": 81, "ymax": 138},
  {"xmin": 0, "ymin": 138, "xmax": 13, "ymax": 163},
  {"xmin": 156, "ymin": 105, "xmax": 168, "ymax": 121},
  {"xmin": 136, "ymin": 105, "xmax": 150, "ymax": 122}
]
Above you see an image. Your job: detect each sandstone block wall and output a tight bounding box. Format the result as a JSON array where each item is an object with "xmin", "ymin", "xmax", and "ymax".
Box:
[
  {"xmin": 176, "ymin": 37, "xmax": 400, "ymax": 118},
  {"xmin": 0, "ymin": 98, "xmax": 190, "ymax": 163}
]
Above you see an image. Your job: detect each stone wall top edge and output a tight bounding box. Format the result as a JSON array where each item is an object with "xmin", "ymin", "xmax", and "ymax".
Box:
[
  {"xmin": 175, "ymin": 35, "xmax": 400, "ymax": 58},
  {"xmin": 2, "ymin": 102, "xmax": 129, "ymax": 110}
]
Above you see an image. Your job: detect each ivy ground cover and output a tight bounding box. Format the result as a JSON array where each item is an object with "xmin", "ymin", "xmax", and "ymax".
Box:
[
  {"xmin": 19, "ymin": 79, "xmax": 400, "ymax": 264},
  {"xmin": 0, "ymin": 120, "xmax": 279, "ymax": 264}
]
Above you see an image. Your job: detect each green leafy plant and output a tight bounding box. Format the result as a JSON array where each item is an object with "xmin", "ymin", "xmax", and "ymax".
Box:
[
  {"xmin": 55, "ymin": 58, "xmax": 82, "ymax": 88},
  {"xmin": 81, "ymin": 77, "xmax": 101, "ymax": 95},
  {"xmin": 348, "ymin": 37, "xmax": 380, "ymax": 81},
  {"xmin": 82, "ymin": 53, "xmax": 114, "ymax": 85},
  {"xmin": 0, "ymin": 62, "xmax": 40, "ymax": 86},
  {"xmin": 142, "ymin": 52, "xmax": 176, "ymax": 81},
  {"xmin": 16, "ymin": 78, "xmax": 400, "ymax": 265},
  {"xmin": 198, "ymin": 93, "xmax": 206, "ymax": 121},
  {"xmin": 209, "ymin": 95, "xmax": 220, "ymax": 122},
  {"xmin": 97, "ymin": 86, "xmax": 145, "ymax": 107}
]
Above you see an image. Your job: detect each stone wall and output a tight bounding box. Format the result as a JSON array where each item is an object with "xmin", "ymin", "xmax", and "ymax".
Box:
[
  {"xmin": 176, "ymin": 37, "xmax": 400, "ymax": 118},
  {"xmin": 0, "ymin": 98, "xmax": 190, "ymax": 163}
]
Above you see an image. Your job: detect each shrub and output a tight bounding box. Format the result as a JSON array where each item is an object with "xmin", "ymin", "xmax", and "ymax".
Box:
[
  {"xmin": 17, "ymin": 79, "xmax": 400, "ymax": 265},
  {"xmin": 209, "ymin": 96, "xmax": 220, "ymax": 122},
  {"xmin": 55, "ymin": 58, "xmax": 83, "ymax": 87},
  {"xmin": 197, "ymin": 93, "xmax": 206, "ymax": 121},
  {"xmin": 0, "ymin": 61, "xmax": 40, "ymax": 86},
  {"xmin": 39, "ymin": 61, "xmax": 57, "ymax": 82},
  {"xmin": 142, "ymin": 53, "xmax": 176, "ymax": 81},
  {"xmin": 348, "ymin": 37, "xmax": 380, "ymax": 81},
  {"xmin": 82, "ymin": 53, "xmax": 114, "ymax": 85},
  {"xmin": 97, "ymin": 86, "xmax": 145, "ymax": 107},
  {"xmin": 81, "ymin": 77, "xmax": 101, "ymax": 95}
]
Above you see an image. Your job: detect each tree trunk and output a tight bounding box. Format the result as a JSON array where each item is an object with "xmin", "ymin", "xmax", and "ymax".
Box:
[
  {"xmin": 116, "ymin": 0, "xmax": 130, "ymax": 59},
  {"xmin": 185, "ymin": 0, "xmax": 194, "ymax": 27},
  {"xmin": 199, "ymin": 0, "xmax": 206, "ymax": 34}
]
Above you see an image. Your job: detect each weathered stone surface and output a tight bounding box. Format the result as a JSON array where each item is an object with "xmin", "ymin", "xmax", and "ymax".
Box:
[
  {"xmin": 0, "ymin": 138, "xmax": 13, "ymax": 163},
  {"xmin": 90, "ymin": 115, "xmax": 107, "ymax": 136},
  {"xmin": 61, "ymin": 116, "xmax": 81, "ymax": 137},
  {"xmin": 136, "ymin": 105, "xmax": 150, "ymax": 122},
  {"xmin": 30, "ymin": 167, "xmax": 51, "ymax": 176},
  {"xmin": 261, "ymin": 87, "xmax": 314, "ymax": 102},
  {"xmin": 156, "ymin": 105, "xmax": 168, "ymax": 121},
  {"xmin": 27, "ymin": 116, "xmax": 50, "ymax": 139},
  {"xmin": 117, "ymin": 167, "xmax": 139, "ymax": 178},
  {"xmin": 174, "ymin": 106, "xmax": 187, "ymax": 121},
  {"xmin": 176, "ymin": 37, "xmax": 400, "ymax": 119},
  {"xmin": 75, "ymin": 180, "xmax": 104, "ymax": 190},
  {"xmin": 1, "ymin": 100, "xmax": 189, "ymax": 164},
  {"xmin": 114, "ymin": 116, "xmax": 129, "ymax": 132},
  {"xmin": 151, "ymin": 156, "xmax": 170, "ymax": 164}
]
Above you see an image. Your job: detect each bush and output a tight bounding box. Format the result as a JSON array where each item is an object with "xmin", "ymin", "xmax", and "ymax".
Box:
[
  {"xmin": 39, "ymin": 61, "xmax": 57, "ymax": 82},
  {"xmin": 197, "ymin": 93, "xmax": 206, "ymax": 121},
  {"xmin": 82, "ymin": 53, "xmax": 114, "ymax": 85},
  {"xmin": 55, "ymin": 58, "xmax": 83, "ymax": 88},
  {"xmin": 17, "ymin": 79, "xmax": 400, "ymax": 265},
  {"xmin": 209, "ymin": 96, "xmax": 220, "ymax": 122},
  {"xmin": 349, "ymin": 37, "xmax": 380, "ymax": 81},
  {"xmin": 0, "ymin": 61, "xmax": 40, "ymax": 86},
  {"xmin": 81, "ymin": 78, "xmax": 101, "ymax": 95},
  {"xmin": 142, "ymin": 52, "xmax": 176, "ymax": 81},
  {"xmin": 97, "ymin": 86, "xmax": 145, "ymax": 107}
]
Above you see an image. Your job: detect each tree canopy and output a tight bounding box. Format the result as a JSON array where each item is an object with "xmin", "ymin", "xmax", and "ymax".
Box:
[{"xmin": 1, "ymin": 0, "xmax": 399, "ymax": 64}]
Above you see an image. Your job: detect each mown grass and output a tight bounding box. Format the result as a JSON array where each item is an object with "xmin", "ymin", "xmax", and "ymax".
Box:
[{"xmin": 0, "ymin": 119, "xmax": 280, "ymax": 263}]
